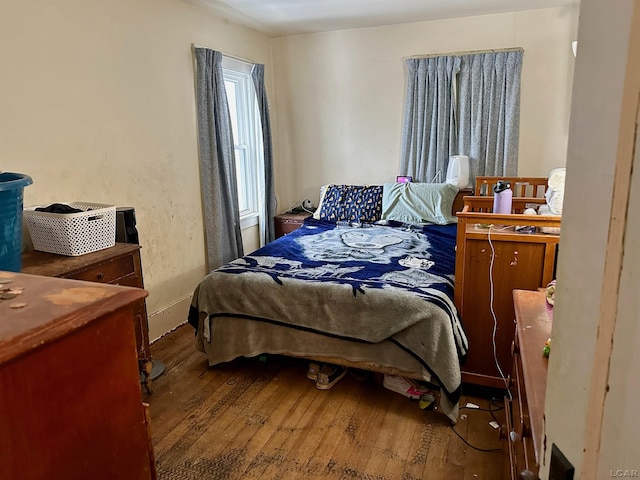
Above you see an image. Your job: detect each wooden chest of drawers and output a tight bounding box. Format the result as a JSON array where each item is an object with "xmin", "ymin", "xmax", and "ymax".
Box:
[
  {"xmin": 22, "ymin": 243, "xmax": 153, "ymax": 391},
  {"xmin": 0, "ymin": 272, "xmax": 156, "ymax": 480},
  {"xmin": 274, "ymin": 212, "xmax": 312, "ymax": 238},
  {"xmin": 505, "ymin": 289, "xmax": 551, "ymax": 479}
]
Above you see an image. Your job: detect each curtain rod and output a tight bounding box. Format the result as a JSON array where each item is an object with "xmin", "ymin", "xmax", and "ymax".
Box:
[
  {"xmin": 191, "ymin": 43, "xmax": 257, "ymax": 65},
  {"xmin": 405, "ymin": 46, "xmax": 523, "ymax": 60}
]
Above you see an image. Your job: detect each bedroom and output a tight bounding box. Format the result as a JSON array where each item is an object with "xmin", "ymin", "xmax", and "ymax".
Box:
[{"xmin": 0, "ymin": 0, "xmax": 637, "ymax": 479}]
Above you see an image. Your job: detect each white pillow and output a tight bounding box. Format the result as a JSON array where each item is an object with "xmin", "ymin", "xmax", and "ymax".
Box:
[
  {"xmin": 545, "ymin": 168, "xmax": 566, "ymax": 215},
  {"xmin": 312, "ymin": 184, "xmax": 332, "ymax": 220}
]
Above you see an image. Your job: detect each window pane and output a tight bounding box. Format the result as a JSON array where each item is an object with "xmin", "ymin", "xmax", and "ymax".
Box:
[
  {"xmin": 222, "ymin": 58, "xmax": 261, "ymax": 220},
  {"xmin": 235, "ymin": 147, "xmax": 249, "ymax": 213},
  {"xmin": 224, "ymin": 80, "xmax": 239, "ymax": 145}
]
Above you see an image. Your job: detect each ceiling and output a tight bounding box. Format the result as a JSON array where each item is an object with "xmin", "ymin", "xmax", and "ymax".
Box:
[{"xmin": 182, "ymin": 0, "xmax": 579, "ymax": 37}]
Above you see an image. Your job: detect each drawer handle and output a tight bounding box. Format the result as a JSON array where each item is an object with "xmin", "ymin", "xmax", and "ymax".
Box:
[{"xmin": 96, "ymin": 272, "xmax": 105, "ymax": 280}]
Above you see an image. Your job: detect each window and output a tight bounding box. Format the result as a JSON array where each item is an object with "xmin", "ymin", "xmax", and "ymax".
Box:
[{"xmin": 222, "ymin": 56, "xmax": 263, "ymax": 228}]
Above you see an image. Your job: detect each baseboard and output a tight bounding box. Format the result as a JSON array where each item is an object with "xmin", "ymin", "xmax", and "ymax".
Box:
[{"xmin": 148, "ymin": 295, "xmax": 192, "ymax": 342}]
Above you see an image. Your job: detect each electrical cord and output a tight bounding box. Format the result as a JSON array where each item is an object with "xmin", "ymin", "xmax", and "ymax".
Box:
[
  {"xmin": 286, "ymin": 200, "xmax": 316, "ymax": 215},
  {"xmin": 448, "ymin": 223, "xmax": 516, "ymax": 453},
  {"xmin": 488, "ymin": 225, "xmax": 513, "ymax": 401},
  {"xmin": 460, "ymin": 400, "xmax": 505, "ymax": 415},
  {"xmin": 449, "ymin": 400, "xmax": 505, "ymax": 452},
  {"xmin": 286, "ymin": 201, "xmax": 299, "ymax": 213},
  {"xmin": 449, "ymin": 427, "xmax": 503, "ymax": 452}
]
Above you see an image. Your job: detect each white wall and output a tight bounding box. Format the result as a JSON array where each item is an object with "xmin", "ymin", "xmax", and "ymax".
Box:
[
  {"xmin": 0, "ymin": 0, "xmax": 272, "ymax": 339},
  {"xmin": 272, "ymin": 7, "xmax": 579, "ymax": 209},
  {"xmin": 542, "ymin": 0, "xmax": 638, "ymax": 477},
  {"xmin": 0, "ymin": 2, "xmax": 579, "ymax": 340}
]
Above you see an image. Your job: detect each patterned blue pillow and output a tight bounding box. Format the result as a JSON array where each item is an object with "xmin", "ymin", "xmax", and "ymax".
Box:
[{"xmin": 318, "ymin": 185, "xmax": 383, "ymax": 223}]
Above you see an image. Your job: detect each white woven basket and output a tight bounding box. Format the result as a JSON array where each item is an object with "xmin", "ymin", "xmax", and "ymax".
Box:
[{"xmin": 24, "ymin": 202, "xmax": 116, "ymax": 256}]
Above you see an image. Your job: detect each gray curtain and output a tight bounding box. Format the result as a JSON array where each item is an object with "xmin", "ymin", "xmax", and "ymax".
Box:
[
  {"xmin": 194, "ymin": 47, "xmax": 244, "ymax": 271},
  {"xmin": 251, "ymin": 64, "xmax": 277, "ymax": 245},
  {"xmin": 400, "ymin": 56, "xmax": 461, "ymax": 183},
  {"xmin": 400, "ymin": 49, "xmax": 523, "ymax": 185},
  {"xmin": 457, "ymin": 50, "xmax": 523, "ymax": 183}
]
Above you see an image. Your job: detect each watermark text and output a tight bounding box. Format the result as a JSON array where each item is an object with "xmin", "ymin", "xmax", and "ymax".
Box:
[{"xmin": 610, "ymin": 470, "xmax": 639, "ymax": 478}]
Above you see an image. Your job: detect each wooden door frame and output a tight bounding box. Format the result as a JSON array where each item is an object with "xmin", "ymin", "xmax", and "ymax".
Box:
[{"xmin": 581, "ymin": 1, "xmax": 640, "ymax": 476}]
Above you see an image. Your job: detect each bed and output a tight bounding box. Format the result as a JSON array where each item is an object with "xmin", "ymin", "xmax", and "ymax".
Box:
[{"xmin": 188, "ymin": 183, "xmax": 470, "ymax": 423}]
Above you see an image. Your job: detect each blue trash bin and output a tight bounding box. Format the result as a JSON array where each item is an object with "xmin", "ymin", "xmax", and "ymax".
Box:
[{"xmin": 0, "ymin": 172, "xmax": 33, "ymax": 272}]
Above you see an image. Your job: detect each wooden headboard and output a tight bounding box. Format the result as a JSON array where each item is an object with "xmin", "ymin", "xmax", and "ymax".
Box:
[
  {"xmin": 451, "ymin": 176, "xmax": 548, "ymax": 215},
  {"xmin": 474, "ymin": 176, "xmax": 548, "ymax": 198}
]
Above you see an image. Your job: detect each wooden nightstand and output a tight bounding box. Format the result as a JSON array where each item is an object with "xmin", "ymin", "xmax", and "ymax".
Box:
[
  {"xmin": 274, "ymin": 212, "xmax": 312, "ymax": 238},
  {"xmin": 22, "ymin": 243, "xmax": 154, "ymax": 392}
]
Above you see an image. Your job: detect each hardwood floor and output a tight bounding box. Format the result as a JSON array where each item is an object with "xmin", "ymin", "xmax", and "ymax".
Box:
[{"xmin": 143, "ymin": 324, "xmax": 507, "ymax": 479}]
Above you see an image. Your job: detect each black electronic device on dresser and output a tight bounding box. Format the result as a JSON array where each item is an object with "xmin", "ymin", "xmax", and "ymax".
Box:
[
  {"xmin": 115, "ymin": 206, "xmax": 165, "ymax": 383},
  {"xmin": 116, "ymin": 207, "xmax": 139, "ymax": 244}
]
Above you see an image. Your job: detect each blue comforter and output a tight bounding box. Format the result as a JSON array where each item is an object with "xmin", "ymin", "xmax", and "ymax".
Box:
[{"xmin": 189, "ymin": 218, "xmax": 468, "ymax": 407}]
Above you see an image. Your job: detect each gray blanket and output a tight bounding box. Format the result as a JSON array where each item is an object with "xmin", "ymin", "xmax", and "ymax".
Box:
[{"xmin": 189, "ymin": 221, "xmax": 468, "ymax": 422}]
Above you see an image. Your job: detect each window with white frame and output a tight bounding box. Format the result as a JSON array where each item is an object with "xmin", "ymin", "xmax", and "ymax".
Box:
[{"xmin": 222, "ymin": 56, "xmax": 263, "ymax": 228}]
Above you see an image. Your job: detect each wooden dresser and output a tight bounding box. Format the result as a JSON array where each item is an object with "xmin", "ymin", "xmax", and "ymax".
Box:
[
  {"xmin": 274, "ymin": 212, "xmax": 312, "ymax": 238},
  {"xmin": 505, "ymin": 289, "xmax": 552, "ymax": 479},
  {"xmin": 22, "ymin": 243, "xmax": 153, "ymax": 391},
  {"xmin": 0, "ymin": 271, "xmax": 157, "ymax": 480},
  {"xmin": 455, "ymin": 201, "xmax": 559, "ymax": 388}
]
